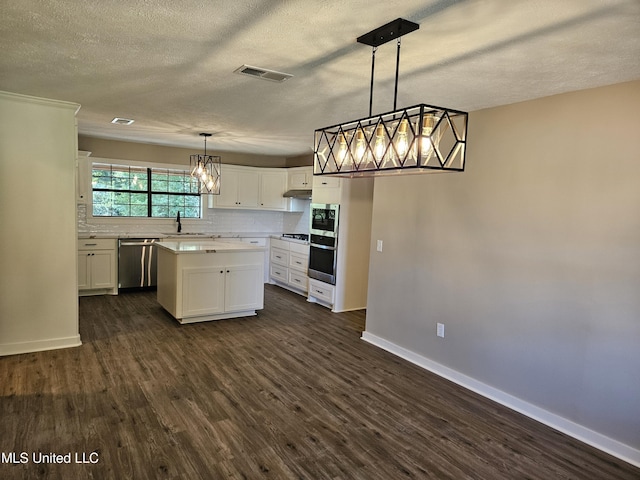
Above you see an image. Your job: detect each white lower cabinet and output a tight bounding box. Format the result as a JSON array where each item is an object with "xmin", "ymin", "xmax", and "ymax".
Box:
[
  {"xmin": 307, "ymin": 278, "xmax": 335, "ymax": 307},
  {"xmin": 181, "ymin": 267, "xmax": 226, "ymax": 317},
  {"xmin": 182, "ymin": 264, "xmax": 262, "ymax": 317},
  {"xmin": 224, "ymin": 264, "xmax": 263, "ymax": 312},
  {"xmin": 269, "ymin": 237, "xmax": 309, "ymax": 295},
  {"xmin": 78, "ymin": 238, "xmax": 117, "ymax": 296},
  {"xmin": 288, "ymin": 270, "xmax": 308, "ymax": 291},
  {"xmin": 157, "ymin": 247, "xmax": 264, "ymax": 324}
]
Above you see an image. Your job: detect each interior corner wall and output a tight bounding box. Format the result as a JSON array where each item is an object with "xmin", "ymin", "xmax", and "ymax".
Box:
[
  {"xmin": 364, "ymin": 81, "xmax": 640, "ymax": 457},
  {"xmin": 285, "ymin": 153, "xmax": 313, "ymax": 168},
  {"xmin": 0, "ymin": 91, "xmax": 81, "ymax": 355}
]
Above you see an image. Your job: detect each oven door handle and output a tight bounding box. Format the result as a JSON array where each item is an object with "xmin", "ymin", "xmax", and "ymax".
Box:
[{"xmin": 310, "ymin": 243, "xmax": 336, "ymax": 251}]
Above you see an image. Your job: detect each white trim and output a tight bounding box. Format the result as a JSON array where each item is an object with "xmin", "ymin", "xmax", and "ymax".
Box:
[
  {"xmin": 0, "ymin": 90, "xmax": 80, "ymax": 113},
  {"xmin": 361, "ymin": 331, "xmax": 640, "ymax": 468},
  {"xmin": 0, "ymin": 335, "xmax": 82, "ymax": 357}
]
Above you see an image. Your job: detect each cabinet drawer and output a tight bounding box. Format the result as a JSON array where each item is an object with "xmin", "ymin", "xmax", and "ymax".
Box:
[
  {"xmin": 289, "ymin": 242, "xmax": 309, "ymax": 255},
  {"xmin": 288, "ymin": 270, "xmax": 308, "ymax": 292},
  {"xmin": 313, "ymin": 176, "xmax": 341, "ymax": 189},
  {"xmin": 270, "ymin": 264, "xmax": 289, "ymax": 282},
  {"xmin": 78, "ymin": 238, "xmax": 116, "ymax": 250},
  {"xmin": 308, "ymin": 279, "xmax": 334, "ymax": 304},
  {"xmin": 270, "ymin": 247, "xmax": 289, "ymax": 266},
  {"xmin": 270, "ymin": 238, "xmax": 289, "ymax": 250},
  {"xmin": 289, "ymin": 252, "xmax": 308, "ymax": 272}
]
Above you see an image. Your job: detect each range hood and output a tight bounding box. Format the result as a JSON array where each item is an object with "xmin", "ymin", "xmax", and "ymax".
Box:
[{"xmin": 283, "ymin": 189, "xmax": 312, "ymax": 199}]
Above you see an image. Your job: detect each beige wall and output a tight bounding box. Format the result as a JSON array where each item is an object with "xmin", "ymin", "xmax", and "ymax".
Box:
[
  {"xmin": 285, "ymin": 153, "xmax": 313, "ymax": 167},
  {"xmin": 365, "ymin": 80, "xmax": 640, "ymax": 454},
  {"xmin": 0, "ymin": 92, "xmax": 81, "ymax": 355},
  {"xmin": 78, "ymin": 135, "xmax": 291, "ymax": 167}
]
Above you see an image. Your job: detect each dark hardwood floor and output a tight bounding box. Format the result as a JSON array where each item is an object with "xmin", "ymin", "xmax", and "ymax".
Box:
[{"xmin": 1, "ymin": 285, "xmax": 638, "ymax": 479}]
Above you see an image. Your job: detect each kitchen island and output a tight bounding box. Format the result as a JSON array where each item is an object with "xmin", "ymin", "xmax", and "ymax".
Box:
[{"xmin": 156, "ymin": 240, "xmax": 265, "ymax": 324}]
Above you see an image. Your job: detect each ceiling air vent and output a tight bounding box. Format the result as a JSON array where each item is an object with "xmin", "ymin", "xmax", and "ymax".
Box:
[
  {"xmin": 234, "ymin": 64, "xmax": 293, "ymax": 83},
  {"xmin": 111, "ymin": 117, "xmax": 134, "ymax": 125}
]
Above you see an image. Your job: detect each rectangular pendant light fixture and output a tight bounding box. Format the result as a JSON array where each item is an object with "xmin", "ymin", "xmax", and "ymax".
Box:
[{"xmin": 314, "ymin": 18, "xmax": 468, "ymax": 177}]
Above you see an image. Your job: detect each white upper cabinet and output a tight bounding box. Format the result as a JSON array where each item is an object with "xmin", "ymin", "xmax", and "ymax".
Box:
[
  {"xmin": 311, "ymin": 175, "xmax": 341, "ymax": 204},
  {"xmin": 259, "ymin": 170, "xmax": 288, "ymax": 210},
  {"xmin": 214, "ymin": 166, "xmax": 260, "ymax": 209},
  {"xmin": 287, "ymin": 166, "xmax": 313, "ymax": 189},
  {"xmin": 211, "ymin": 165, "xmax": 302, "ymax": 211}
]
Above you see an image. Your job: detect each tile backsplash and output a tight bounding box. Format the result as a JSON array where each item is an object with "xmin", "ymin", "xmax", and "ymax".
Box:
[{"xmin": 77, "ymin": 201, "xmax": 311, "ymax": 237}]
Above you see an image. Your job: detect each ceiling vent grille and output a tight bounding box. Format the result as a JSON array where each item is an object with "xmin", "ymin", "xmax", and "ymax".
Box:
[
  {"xmin": 111, "ymin": 117, "xmax": 134, "ymax": 125},
  {"xmin": 234, "ymin": 64, "xmax": 293, "ymax": 83}
]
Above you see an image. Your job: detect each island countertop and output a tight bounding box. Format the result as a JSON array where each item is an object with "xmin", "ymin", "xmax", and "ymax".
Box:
[{"xmin": 156, "ymin": 240, "xmax": 266, "ymax": 254}]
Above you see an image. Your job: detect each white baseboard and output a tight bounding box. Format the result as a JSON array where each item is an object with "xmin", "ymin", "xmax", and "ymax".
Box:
[
  {"xmin": 361, "ymin": 331, "xmax": 640, "ymax": 468},
  {"xmin": 0, "ymin": 335, "xmax": 82, "ymax": 357}
]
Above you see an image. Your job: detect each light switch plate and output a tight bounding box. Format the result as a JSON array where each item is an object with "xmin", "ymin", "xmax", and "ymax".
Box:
[
  {"xmin": 376, "ymin": 240, "xmax": 383, "ymax": 252},
  {"xmin": 437, "ymin": 323, "xmax": 445, "ymax": 338}
]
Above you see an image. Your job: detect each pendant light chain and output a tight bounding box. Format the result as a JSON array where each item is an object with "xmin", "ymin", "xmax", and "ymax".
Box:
[
  {"xmin": 369, "ymin": 46, "xmax": 377, "ymax": 117},
  {"xmin": 394, "ymin": 37, "xmax": 401, "ymax": 111}
]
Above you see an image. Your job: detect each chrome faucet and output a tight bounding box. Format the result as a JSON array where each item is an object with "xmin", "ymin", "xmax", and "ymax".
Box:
[{"xmin": 176, "ymin": 211, "xmax": 182, "ymax": 233}]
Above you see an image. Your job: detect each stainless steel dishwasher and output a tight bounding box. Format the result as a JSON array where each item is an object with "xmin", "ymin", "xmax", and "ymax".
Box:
[{"xmin": 118, "ymin": 238, "xmax": 159, "ymax": 290}]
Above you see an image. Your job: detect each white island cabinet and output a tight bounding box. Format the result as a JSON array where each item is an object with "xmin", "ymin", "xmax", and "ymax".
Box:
[{"xmin": 156, "ymin": 241, "xmax": 265, "ymax": 324}]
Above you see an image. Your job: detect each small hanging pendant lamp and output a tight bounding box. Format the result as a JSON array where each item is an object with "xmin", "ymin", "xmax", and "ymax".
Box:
[{"xmin": 190, "ymin": 133, "xmax": 221, "ymax": 194}]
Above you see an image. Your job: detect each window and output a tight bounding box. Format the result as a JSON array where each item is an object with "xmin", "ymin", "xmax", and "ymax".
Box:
[{"xmin": 92, "ymin": 163, "xmax": 201, "ymax": 218}]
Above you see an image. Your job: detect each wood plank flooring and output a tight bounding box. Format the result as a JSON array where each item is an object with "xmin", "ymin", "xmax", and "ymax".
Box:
[{"xmin": 1, "ymin": 285, "xmax": 638, "ymax": 479}]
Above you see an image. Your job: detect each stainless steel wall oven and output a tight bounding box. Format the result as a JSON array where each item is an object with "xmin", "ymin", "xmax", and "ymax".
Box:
[{"xmin": 309, "ymin": 204, "xmax": 339, "ymax": 284}]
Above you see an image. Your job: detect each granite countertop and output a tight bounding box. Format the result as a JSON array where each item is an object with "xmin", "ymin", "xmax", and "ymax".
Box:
[{"xmin": 156, "ymin": 240, "xmax": 266, "ymax": 254}]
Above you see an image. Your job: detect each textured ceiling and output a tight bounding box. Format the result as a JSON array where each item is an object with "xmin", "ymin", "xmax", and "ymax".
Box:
[{"xmin": 1, "ymin": 0, "xmax": 639, "ymax": 156}]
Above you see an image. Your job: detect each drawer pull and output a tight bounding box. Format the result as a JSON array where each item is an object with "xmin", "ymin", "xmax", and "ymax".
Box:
[{"xmin": 84, "ymin": 243, "xmax": 97, "ymax": 246}]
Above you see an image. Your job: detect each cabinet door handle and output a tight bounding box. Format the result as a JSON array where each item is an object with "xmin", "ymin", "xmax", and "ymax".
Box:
[{"xmin": 220, "ymin": 270, "xmax": 224, "ymax": 273}]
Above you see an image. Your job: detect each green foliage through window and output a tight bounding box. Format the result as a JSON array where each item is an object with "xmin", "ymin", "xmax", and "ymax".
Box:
[{"xmin": 92, "ymin": 163, "xmax": 201, "ymax": 218}]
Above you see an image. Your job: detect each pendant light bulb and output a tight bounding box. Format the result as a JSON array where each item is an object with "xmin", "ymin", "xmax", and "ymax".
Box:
[
  {"xmin": 421, "ymin": 115, "xmax": 436, "ymax": 157},
  {"xmin": 396, "ymin": 119, "xmax": 409, "ymax": 157},
  {"xmin": 337, "ymin": 133, "xmax": 348, "ymax": 168},
  {"xmin": 374, "ymin": 125, "xmax": 386, "ymax": 160},
  {"xmin": 354, "ymin": 129, "xmax": 366, "ymax": 163}
]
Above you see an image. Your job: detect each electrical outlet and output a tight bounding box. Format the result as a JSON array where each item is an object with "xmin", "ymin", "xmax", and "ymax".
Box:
[
  {"xmin": 376, "ymin": 240, "xmax": 383, "ymax": 252},
  {"xmin": 437, "ymin": 323, "xmax": 445, "ymax": 338}
]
